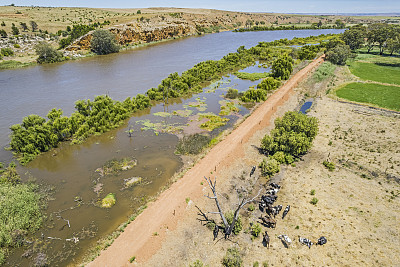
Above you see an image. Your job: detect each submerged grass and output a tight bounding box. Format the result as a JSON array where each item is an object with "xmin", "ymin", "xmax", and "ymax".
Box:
[
  {"xmin": 199, "ymin": 113, "xmax": 229, "ymax": 131},
  {"xmin": 335, "ymin": 82, "xmax": 400, "ymax": 111}
]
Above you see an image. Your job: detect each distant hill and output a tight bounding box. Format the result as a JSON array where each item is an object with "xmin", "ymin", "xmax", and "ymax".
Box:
[{"xmin": 290, "ymin": 13, "xmax": 400, "ymax": 16}]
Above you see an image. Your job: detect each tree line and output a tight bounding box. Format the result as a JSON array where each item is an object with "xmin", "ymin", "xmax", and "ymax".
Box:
[
  {"xmin": 233, "ymin": 20, "xmax": 346, "ymax": 33},
  {"xmin": 342, "ymin": 23, "xmax": 400, "ymax": 55}
]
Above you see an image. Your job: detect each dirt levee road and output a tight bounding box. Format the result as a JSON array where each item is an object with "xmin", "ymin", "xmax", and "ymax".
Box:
[{"xmin": 88, "ymin": 56, "xmax": 325, "ymax": 267}]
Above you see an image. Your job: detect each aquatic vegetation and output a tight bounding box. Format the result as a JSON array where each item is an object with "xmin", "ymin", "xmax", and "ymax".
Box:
[
  {"xmin": 219, "ymin": 100, "xmax": 240, "ymax": 116},
  {"xmin": 199, "ymin": 113, "xmax": 229, "ymax": 131},
  {"xmin": 0, "ymin": 181, "xmax": 43, "ymax": 264},
  {"xmin": 173, "ymin": 109, "xmax": 193, "ymax": 117},
  {"xmin": 175, "ymin": 134, "xmax": 211, "ymax": 155},
  {"xmin": 136, "ymin": 120, "xmax": 183, "ymax": 134},
  {"xmin": 184, "ymin": 97, "xmax": 208, "ymax": 111},
  {"xmin": 101, "ymin": 193, "xmax": 116, "ymax": 208},
  {"xmin": 153, "ymin": 112, "xmax": 172, "ymax": 118},
  {"xmin": 10, "ymin": 94, "xmax": 151, "ymax": 165},
  {"xmin": 96, "ymin": 157, "xmax": 137, "ymax": 176},
  {"xmin": 124, "ymin": 177, "xmax": 142, "ymax": 188}
]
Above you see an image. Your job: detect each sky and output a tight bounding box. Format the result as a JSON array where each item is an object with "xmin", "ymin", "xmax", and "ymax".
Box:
[{"xmin": 2, "ymin": 0, "xmax": 400, "ymax": 14}]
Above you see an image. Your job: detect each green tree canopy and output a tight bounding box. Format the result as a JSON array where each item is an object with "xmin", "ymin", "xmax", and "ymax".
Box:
[
  {"xmin": 326, "ymin": 44, "xmax": 352, "ymax": 65},
  {"xmin": 261, "ymin": 111, "xmax": 318, "ymax": 157},
  {"xmin": 271, "ymin": 54, "xmax": 293, "ymax": 80},
  {"xmin": 90, "ymin": 29, "xmax": 120, "ymax": 55},
  {"xmin": 342, "ymin": 25, "xmax": 366, "ymax": 50},
  {"xmin": 35, "ymin": 42, "xmax": 64, "ymax": 64}
]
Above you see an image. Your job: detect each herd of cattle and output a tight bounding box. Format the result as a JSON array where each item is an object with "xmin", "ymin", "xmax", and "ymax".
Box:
[{"xmin": 257, "ymin": 180, "xmax": 327, "ymax": 249}]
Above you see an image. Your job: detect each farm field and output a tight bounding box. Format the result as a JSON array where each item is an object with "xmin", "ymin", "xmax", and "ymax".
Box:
[
  {"xmin": 335, "ymin": 52, "xmax": 400, "ymax": 111},
  {"xmin": 348, "ymin": 61, "xmax": 400, "ymax": 85},
  {"xmin": 336, "ymin": 83, "xmax": 400, "ymax": 111}
]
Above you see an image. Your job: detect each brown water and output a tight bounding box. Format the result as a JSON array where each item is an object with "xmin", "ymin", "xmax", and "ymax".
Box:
[{"xmin": 0, "ymin": 29, "xmax": 343, "ymax": 266}]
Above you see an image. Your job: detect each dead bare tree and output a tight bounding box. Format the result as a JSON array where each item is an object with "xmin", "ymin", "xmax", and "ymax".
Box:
[{"xmin": 204, "ymin": 176, "xmax": 261, "ymax": 239}]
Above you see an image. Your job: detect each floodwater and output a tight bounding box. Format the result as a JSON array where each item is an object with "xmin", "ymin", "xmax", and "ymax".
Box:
[{"xmin": 0, "ymin": 29, "xmax": 343, "ymax": 266}]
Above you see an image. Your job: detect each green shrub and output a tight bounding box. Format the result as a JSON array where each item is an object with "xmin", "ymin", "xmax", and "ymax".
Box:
[
  {"xmin": 190, "ymin": 259, "xmax": 204, "ymax": 267},
  {"xmin": 91, "ymin": 29, "xmax": 120, "ymax": 55},
  {"xmin": 310, "ymin": 197, "xmax": 319, "ymax": 205},
  {"xmin": 326, "ymin": 44, "xmax": 351, "ymax": 65},
  {"xmin": 1, "ymin": 48, "xmax": 14, "ymax": 57},
  {"xmin": 35, "ymin": 42, "xmax": 64, "ymax": 64},
  {"xmin": 251, "ymin": 223, "xmax": 262, "ymax": 238},
  {"xmin": 271, "ymin": 54, "xmax": 293, "ymax": 80},
  {"xmin": 222, "ymin": 247, "xmax": 243, "ymax": 267},
  {"xmin": 253, "ymin": 262, "xmax": 259, "ymax": 267},
  {"xmin": 206, "ymin": 220, "xmax": 216, "ymax": 230},
  {"xmin": 225, "ymin": 88, "xmax": 239, "ymax": 99},
  {"xmin": 261, "ymin": 111, "xmax": 318, "ymax": 157},
  {"xmin": 248, "ymin": 204, "xmax": 255, "ymax": 212},
  {"xmin": 129, "ymin": 256, "xmax": 136, "ymax": 263},
  {"xmin": 240, "ymin": 88, "xmax": 267, "ymax": 102},
  {"xmin": 310, "ymin": 189, "xmax": 316, "ymax": 195},
  {"xmin": 257, "ymin": 77, "xmax": 281, "ymax": 92},
  {"xmin": 13, "ymin": 43, "xmax": 20, "ymax": 48},
  {"xmin": 323, "ymin": 160, "xmax": 335, "ymax": 171},
  {"xmin": 101, "ymin": 193, "xmax": 116, "ymax": 208},
  {"xmin": 225, "ymin": 211, "xmax": 242, "ymax": 235},
  {"xmin": 271, "ymin": 151, "xmax": 286, "ymax": 164},
  {"xmin": 0, "ymin": 163, "xmax": 21, "ymax": 185},
  {"xmin": 259, "ymin": 158, "xmax": 280, "ymax": 177}
]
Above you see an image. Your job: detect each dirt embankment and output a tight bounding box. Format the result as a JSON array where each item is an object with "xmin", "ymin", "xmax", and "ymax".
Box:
[{"xmin": 87, "ymin": 56, "xmax": 325, "ymax": 266}]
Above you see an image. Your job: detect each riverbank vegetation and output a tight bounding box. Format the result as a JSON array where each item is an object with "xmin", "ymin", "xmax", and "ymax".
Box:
[
  {"xmin": 0, "ymin": 163, "xmax": 44, "ymax": 265},
  {"xmin": 9, "ymin": 33, "xmax": 337, "ymax": 165}
]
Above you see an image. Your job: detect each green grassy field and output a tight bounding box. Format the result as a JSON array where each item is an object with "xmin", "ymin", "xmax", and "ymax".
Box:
[
  {"xmin": 348, "ymin": 61, "xmax": 400, "ymax": 85},
  {"xmin": 336, "ymin": 82, "xmax": 400, "ymax": 111}
]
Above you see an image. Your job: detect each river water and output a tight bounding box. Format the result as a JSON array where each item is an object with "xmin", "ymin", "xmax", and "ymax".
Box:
[{"xmin": 0, "ymin": 29, "xmax": 342, "ymax": 266}]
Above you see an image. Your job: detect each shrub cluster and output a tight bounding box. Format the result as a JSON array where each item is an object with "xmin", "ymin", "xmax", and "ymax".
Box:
[
  {"xmin": 35, "ymin": 42, "xmax": 64, "ymax": 64},
  {"xmin": 260, "ymin": 111, "xmax": 318, "ymax": 177},
  {"xmin": 222, "ymin": 247, "xmax": 243, "ymax": 267},
  {"xmin": 0, "ymin": 48, "xmax": 14, "ymax": 57},
  {"xmin": 10, "ymin": 95, "xmax": 150, "ymax": 164}
]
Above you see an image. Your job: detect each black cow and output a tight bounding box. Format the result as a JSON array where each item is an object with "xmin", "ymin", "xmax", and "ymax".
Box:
[
  {"xmin": 250, "ymin": 166, "xmax": 256, "ymax": 177},
  {"xmin": 263, "ymin": 231, "xmax": 270, "ymax": 248},
  {"xmin": 213, "ymin": 225, "xmax": 219, "ymax": 240},
  {"xmin": 299, "ymin": 237, "xmax": 313, "ymax": 249},
  {"xmin": 282, "ymin": 205, "xmax": 290, "ymax": 219},
  {"xmin": 317, "ymin": 236, "xmax": 327, "ymax": 246}
]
